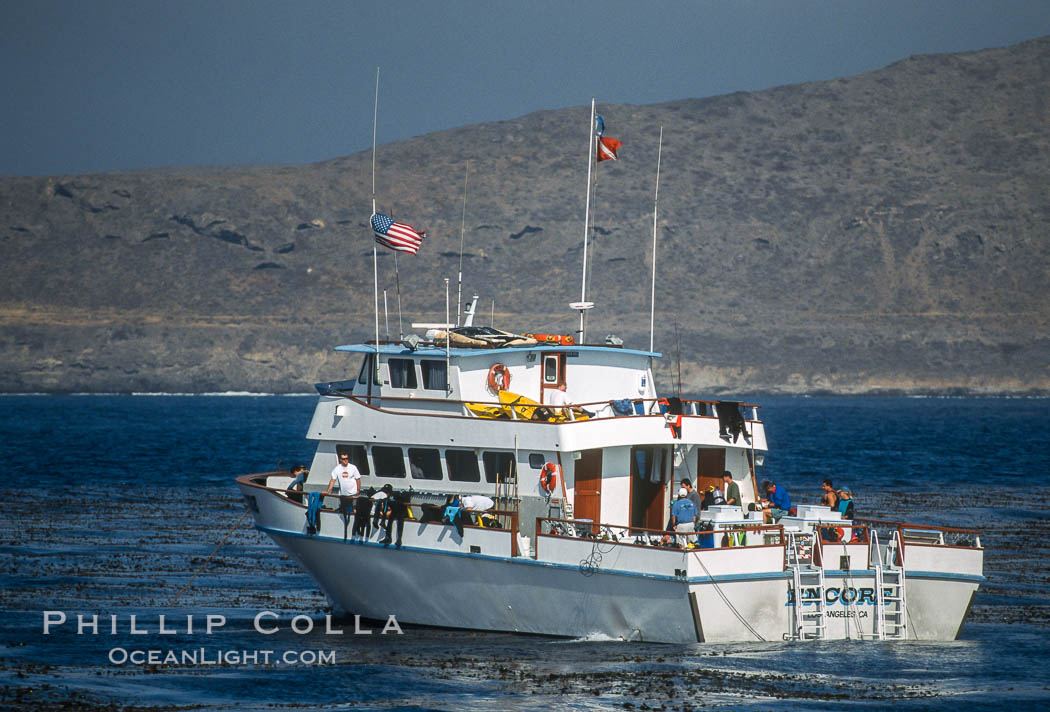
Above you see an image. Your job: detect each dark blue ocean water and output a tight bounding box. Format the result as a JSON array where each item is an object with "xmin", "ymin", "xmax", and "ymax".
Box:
[{"xmin": 1, "ymin": 395, "xmax": 1049, "ymax": 710}]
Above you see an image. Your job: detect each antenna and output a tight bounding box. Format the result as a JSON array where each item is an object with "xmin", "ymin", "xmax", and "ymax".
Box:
[
  {"xmin": 649, "ymin": 126, "xmax": 663, "ymax": 353},
  {"xmin": 575, "ymin": 98, "xmax": 597, "ymax": 343},
  {"xmin": 445, "ymin": 278, "xmax": 451, "ymax": 394},
  {"xmin": 383, "ymin": 289, "xmax": 390, "ymax": 341},
  {"xmin": 394, "ymin": 251, "xmax": 403, "ymax": 340},
  {"xmin": 675, "ymin": 316, "xmax": 682, "ymax": 397},
  {"xmin": 456, "ymin": 162, "xmax": 469, "ymax": 326}
]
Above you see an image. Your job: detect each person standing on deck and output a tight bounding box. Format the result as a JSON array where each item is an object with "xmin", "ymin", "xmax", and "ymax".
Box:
[
  {"xmin": 325, "ymin": 452, "xmax": 361, "ymax": 501},
  {"xmin": 670, "ymin": 488, "xmax": 699, "ymax": 545},
  {"xmin": 820, "ymin": 479, "xmax": 838, "ymax": 510},
  {"xmin": 722, "ymin": 470, "xmax": 741, "ymax": 508},
  {"xmin": 679, "ymin": 478, "xmax": 703, "ymax": 513}
]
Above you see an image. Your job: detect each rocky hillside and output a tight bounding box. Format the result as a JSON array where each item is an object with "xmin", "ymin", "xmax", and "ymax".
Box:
[{"xmin": 1, "ymin": 37, "xmax": 1048, "ymax": 394}]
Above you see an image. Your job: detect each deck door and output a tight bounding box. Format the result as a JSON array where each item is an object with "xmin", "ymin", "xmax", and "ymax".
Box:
[
  {"xmin": 630, "ymin": 446, "xmax": 668, "ymax": 531},
  {"xmin": 573, "ymin": 448, "xmax": 603, "ymax": 525},
  {"xmin": 695, "ymin": 448, "xmax": 726, "ymax": 497}
]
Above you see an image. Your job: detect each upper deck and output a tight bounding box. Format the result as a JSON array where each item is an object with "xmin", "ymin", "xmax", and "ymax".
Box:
[
  {"xmin": 333, "ymin": 342, "xmax": 660, "ymax": 405},
  {"xmin": 311, "ymin": 342, "xmax": 767, "ymax": 453}
]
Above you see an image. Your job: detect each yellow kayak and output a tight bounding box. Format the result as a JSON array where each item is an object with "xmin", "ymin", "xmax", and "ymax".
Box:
[
  {"xmin": 465, "ymin": 402, "xmax": 507, "ymax": 419},
  {"xmin": 498, "ymin": 390, "xmax": 541, "ymax": 420},
  {"xmin": 498, "ymin": 391, "xmax": 589, "ymax": 423},
  {"xmin": 466, "ymin": 392, "xmax": 591, "ymax": 422}
]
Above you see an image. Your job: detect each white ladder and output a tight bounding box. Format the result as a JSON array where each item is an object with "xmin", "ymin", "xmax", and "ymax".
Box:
[
  {"xmin": 786, "ymin": 532, "xmax": 826, "ymax": 640},
  {"xmin": 879, "ymin": 530, "xmax": 908, "ymax": 640},
  {"xmin": 868, "ymin": 530, "xmax": 909, "ymax": 640}
]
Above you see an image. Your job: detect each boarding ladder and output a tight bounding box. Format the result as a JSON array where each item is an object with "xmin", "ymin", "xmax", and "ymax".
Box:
[
  {"xmin": 875, "ymin": 529, "xmax": 908, "ymax": 640},
  {"xmin": 864, "ymin": 530, "xmax": 908, "ymax": 640},
  {"xmin": 786, "ymin": 531, "xmax": 826, "ymax": 640}
]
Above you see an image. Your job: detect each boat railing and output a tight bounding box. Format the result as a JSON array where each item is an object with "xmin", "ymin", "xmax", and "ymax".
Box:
[
  {"xmin": 853, "ymin": 518, "xmax": 982, "ymax": 565},
  {"xmin": 238, "ymin": 473, "xmax": 519, "ymax": 527},
  {"xmin": 535, "ymin": 516, "xmax": 785, "ymax": 553},
  {"xmin": 338, "ymin": 394, "xmax": 762, "ymax": 424}
]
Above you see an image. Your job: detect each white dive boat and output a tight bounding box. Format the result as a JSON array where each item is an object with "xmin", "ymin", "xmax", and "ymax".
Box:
[{"xmin": 237, "ymin": 320, "xmax": 984, "ymax": 643}]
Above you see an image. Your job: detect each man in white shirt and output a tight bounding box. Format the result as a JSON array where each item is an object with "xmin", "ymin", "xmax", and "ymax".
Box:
[
  {"xmin": 325, "ymin": 452, "xmax": 361, "ymax": 498},
  {"xmin": 545, "ymin": 383, "xmax": 572, "ymax": 420},
  {"xmin": 460, "ymin": 494, "xmax": 495, "ymax": 511}
]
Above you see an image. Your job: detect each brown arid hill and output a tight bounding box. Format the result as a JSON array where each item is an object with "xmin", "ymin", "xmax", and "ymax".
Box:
[{"xmin": 1, "ymin": 37, "xmax": 1048, "ymax": 394}]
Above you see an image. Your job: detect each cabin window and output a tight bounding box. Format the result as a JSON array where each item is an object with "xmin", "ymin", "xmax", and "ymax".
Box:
[
  {"xmin": 357, "ymin": 354, "xmax": 375, "ymax": 385},
  {"xmin": 421, "ymin": 360, "xmax": 448, "ymax": 390},
  {"xmin": 408, "ymin": 448, "xmax": 442, "ymax": 480},
  {"xmin": 388, "ymin": 358, "xmax": 418, "ymax": 389},
  {"xmin": 446, "ymin": 449, "xmax": 481, "ymax": 482},
  {"xmin": 371, "ymin": 446, "xmax": 406, "ymax": 478},
  {"xmin": 483, "ymin": 451, "xmax": 515, "ymax": 484},
  {"xmin": 528, "ymin": 453, "xmax": 546, "ymax": 469},
  {"xmin": 543, "ymin": 355, "xmax": 560, "ymax": 384},
  {"xmin": 336, "ymin": 444, "xmax": 370, "ymax": 476}
]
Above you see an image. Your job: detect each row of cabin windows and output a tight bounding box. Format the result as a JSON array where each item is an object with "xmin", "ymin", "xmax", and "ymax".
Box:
[
  {"xmin": 357, "ymin": 355, "xmax": 448, "ymax": 391},
  {"xmin": 336, "ymin": 444, "xmax": 545, "ymax": 483}
]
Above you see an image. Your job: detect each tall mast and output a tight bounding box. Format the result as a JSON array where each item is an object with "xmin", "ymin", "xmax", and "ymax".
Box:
[
  {"xmin": 371, "ymin": 67, "xmax": 380, "ymax": 380},
  {"xmin": 575, "ymin": 98, "xmax": 597, "ymax": 343},
  {"xmin": 649, "ymin": 126, "xmax": 663, "ymax": 353}
]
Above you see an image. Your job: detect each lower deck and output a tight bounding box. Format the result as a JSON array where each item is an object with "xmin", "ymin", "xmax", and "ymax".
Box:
[{"xmin": 239, "ymin": 473, "xmax": 985, "ymax": 642}]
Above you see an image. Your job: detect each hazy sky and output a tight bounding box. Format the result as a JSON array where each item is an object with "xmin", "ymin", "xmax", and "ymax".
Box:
[{"xmin": 3, "ymin": 0, "xmax": 1049, "ymax": 176}]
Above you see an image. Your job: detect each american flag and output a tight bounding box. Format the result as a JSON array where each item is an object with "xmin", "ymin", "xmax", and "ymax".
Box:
[{"xmin": 371, "ymin": 212, "xmax": 426, "ymax": 254}]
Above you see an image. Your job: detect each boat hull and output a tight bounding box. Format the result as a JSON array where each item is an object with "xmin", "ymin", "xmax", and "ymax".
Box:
[
  {"xmin": 240, "ymin": 479, "xmax": 981, "ymax": 643},
  {"xmin": 264, "ymin": 527, "xmax": 705, "ymax": 642}
]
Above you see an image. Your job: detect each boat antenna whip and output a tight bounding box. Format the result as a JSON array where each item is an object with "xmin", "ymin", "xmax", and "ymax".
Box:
[
  {"xmin": 394, "ymin": 251, "xmax": 404, "ymax": 340},
  {"xmin": 574, "ymin": 98, "xmax": 597, "ymax": 343},
  {"xmin": 649, "ymin": 126, "xmax": 663, "ymax": 353},
  {"xmin": 456, "ymin": 162, "xmax": 469, "ymax": 326},
  {"xmin": 445, "ymin": 277, "xmax": 451, "ymax": 393},
  {"xmin": 383, "ymin": 289, "xmax": 391, "ymax": 340},
  {"xmin": 675, "ymin": 316, "xmax": 682, "ymax": 397},
  {"xmin": 371, "ymin": 66, "xmax": 381, "ymax": 381}
]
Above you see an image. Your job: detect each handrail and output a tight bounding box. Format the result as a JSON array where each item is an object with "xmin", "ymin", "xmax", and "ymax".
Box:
[
  {"xmin": 853, "ymin": 517, "xmax": 981, "ymax": 537},
  {"xmin": 535, "ymin": 516, "xmax": 784, "ymax": 550},
  {"xmin": 854, "ymin": 518, "xmax": 981, "ymax": 552},
  {"xmin": 352, "ymin": 394, "xmax": 761, "ymax": 411},
  {"xmin": 335, "ymin": 394, "xmax": 763, "ymax": 421},
  {"xmin": 239, "ymin": 473, "xmax": 517, "ymax": 529}
]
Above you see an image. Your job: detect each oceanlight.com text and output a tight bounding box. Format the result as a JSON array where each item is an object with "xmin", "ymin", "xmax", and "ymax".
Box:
[{"xmin": 108, "ymin": 647, "xmax": 335, "ymax": 666}]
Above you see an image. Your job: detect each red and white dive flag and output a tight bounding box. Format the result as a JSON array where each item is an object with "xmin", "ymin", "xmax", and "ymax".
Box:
[
  {"xmin": 597, "ymin": 136, "xmax": 622, "ymax": 162},
  {"xmin": 594, "ymin": 114, "xmax": 621, "ymax": 162},
  {"xmin": 371, "ymin": 212, "xmax": 426, "ymax": 254}
]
